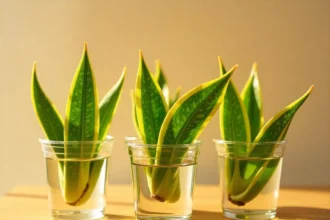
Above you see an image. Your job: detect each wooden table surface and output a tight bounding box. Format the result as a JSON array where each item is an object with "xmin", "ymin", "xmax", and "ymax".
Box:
[{"xmin": 0, "ymin": 185, "xmax": 329, "ymax": 220}]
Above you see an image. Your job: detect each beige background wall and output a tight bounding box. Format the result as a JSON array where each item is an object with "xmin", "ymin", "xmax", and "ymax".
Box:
[{"xmin": 0, "ymin": 0, "xmax": 329, "ymax": 195}]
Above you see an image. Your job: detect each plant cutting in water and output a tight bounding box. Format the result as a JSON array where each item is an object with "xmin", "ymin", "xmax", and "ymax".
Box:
[
  {"xmin": 132, "ymin": 51, "xmax": 237, "ymax": 203},
  {"xmin": 31, "ymin": 43, "xmax": 125, "ymax": 206},
  {"xmin": 218, "ymin": 58, "xmax": 314, "ymax": 206}
]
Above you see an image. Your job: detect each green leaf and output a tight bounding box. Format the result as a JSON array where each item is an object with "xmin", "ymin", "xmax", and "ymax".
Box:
[
  {"xmin": 218, "ymin": 58, "xmax": 251, "ymax": 195},
  {"xmin": 98, "ymin": 67, "xmax": 126, "ymax": 140},
  {"xmin": 229, "ymin": 157, "xmax": 281, "ymax": 206},
  {"xmin": 219, "ymin": 57, "xmax": 251, "ymax": 142},
  {"xmin": 31, "ymin": 62, "xmax": 64, "ymax": 179},
  {"xmin": 77, "ymin": 68, "xmax": 126, "ymax": 206},
  {"xmin": 76, "ymin": 158, "xmax": 104, "ymax": 206},
  {"xmin": 230, "ymin": 86, "xmax": 314, "ymax": 205},
  {"xmin": 159, "ymin": 66, "xmax": 236, "ymax": 145},
  {"xmin": 64, "ymin": 43, "xmax": 99, "ymax": 143},
  {"xmin": 31, "ymin": 62, "xmax": 64, "ymax": 144},
  {"xmin": 241, "ymin": 63, "xmax": 264, "ymax": 141},
  {"xmin": 252, "ymin": 85, "xmax": 314, "ymax": 153},
  {"xmin": 135, "ymin": 52, "xmax": 169, "ymax": 198},
  {"xmin": 151, "ymin": 66, "xmax": 236, "ymax": 202},
  {"xmin": 155, "ymin": 60, "xmax": 170, "ymax": 104},
  {"xmin": 135, "ymin": 51, "xmax": 168, "ymax": 145},
  {"xmin": 63, "ymin": 43, "xmax": 99, "ymax": 205}
]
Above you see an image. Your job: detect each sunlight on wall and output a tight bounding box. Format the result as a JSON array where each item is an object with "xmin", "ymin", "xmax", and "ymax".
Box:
[{"xmin": 0, "ymin": 0, "xmax": 329, "ymax": 195}]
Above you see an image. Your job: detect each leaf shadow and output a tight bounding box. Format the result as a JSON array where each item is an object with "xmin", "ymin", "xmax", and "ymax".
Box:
[{"xmin": 277, "ymin": 206, "xmax": 330, "ymax": 220}]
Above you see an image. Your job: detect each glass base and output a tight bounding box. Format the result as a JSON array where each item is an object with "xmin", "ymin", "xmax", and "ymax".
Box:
[
  {"xmin": 52, "ymin": 209, "xmax": 105, "ymax": 220},
  {"xmin": 136, "ymin": 215, "xmax": 191, "ymax": 220},
  {"xmin": 223, "ymin": 209, "xmax": 276, "ymax": 220}
]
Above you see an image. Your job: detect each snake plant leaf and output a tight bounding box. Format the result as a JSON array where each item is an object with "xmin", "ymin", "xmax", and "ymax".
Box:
[
  {"xmin": 135, "ymin": 51, "xmax": 168, "ymax": 145},
  {"xmin": 241, "ymin": 63, "xmax": 264, "ymax": 141},
  {"xmin": 31, "ymin": 63, "xmax": 65, "ymax": 192},
  {"xmin": 31, "ymin": 62, "xmax": 65, "ymax": 183},
  {"xmin": 135, "ymin": 52, "xmax": 168, "ymax": 192},
  {"xmin": 31, "ymin": 62, "xmax": 64, "ymax": 144},
  {"xmin": 64, "ymin": 43, "xmax": 99, "ymax": 144},
  {"xmin": 229, "ymin": 157, "xmax": 281, "ymax": 206},
  {"xmin": 98, "ymin": 67, "xmax": 126, "ymax": 141},
  {"xmin": 151, "ymin": 66, "xmax": 236, "ymax": 202},
  {"xmin": 155, "ymin": 60, "xmax": 170, "ymax": 104},
  {"xmin": 218, "ymin": 57, "xmax": 251, "ymax": 195},
  {"xmin": 75, "ymin": 68, "xmax": 127, "ymax": 206},
  {"xmin": 169, "ymin": 87, "xmax": 181, "ymax": 108},
  {"xmin": 158, "ymin": 66, "xmax": 236, "ymax": 145},
  {"xmin": 63, "ymin": 43, "xmax": 99, "ymax": 205},
  {"xmin": 230, "ymin": 85, "xmax": 314, "ymax": 205},
  {"xmin": 151, "ymin": 166, "xmax": 181, "ymax": 203},
  {"xmin": 251, "ymin": 85, "xmax": 314, "ymax": 154},
  {"xmin": 219, "ymin": 57, "xmax": 251, "ymax": 142}
]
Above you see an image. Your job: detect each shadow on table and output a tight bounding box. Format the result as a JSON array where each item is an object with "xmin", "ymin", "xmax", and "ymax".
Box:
[
  {"xmin": 191, "ymin": 207, "xmax": 330, "ymax": 220},
  {"xmin": 105, "ymin": 211, "xmax": 224, "ymax": 220},
  {"xmin": 277, "ymin": 206, "xmax": 330, "ymax": 220},
  {"xmin": 104, "ymin": 207, "xmax": 330, "ymax": 220}
]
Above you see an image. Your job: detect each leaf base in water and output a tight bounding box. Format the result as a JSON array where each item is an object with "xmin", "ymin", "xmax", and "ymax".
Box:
[{"xmin": 228, "ymin": 195, "xmax": 246, "ymax": 207}]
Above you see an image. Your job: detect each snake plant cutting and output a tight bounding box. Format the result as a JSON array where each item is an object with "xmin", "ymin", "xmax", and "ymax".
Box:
[
  {"xmin": 31, "ymin": 43, "xmax": 125, "ymax": 206},
  {"xmin": 218, "ymin": 57, "xmax": 314, "ymax": 206},
  {"xmin": 133, "ymin": 51, "xmax": 237, "ymax": 203}
]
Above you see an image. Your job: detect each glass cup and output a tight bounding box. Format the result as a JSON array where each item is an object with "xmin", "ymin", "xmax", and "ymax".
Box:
[
  {"xmin": 214, "ymin": 140, "xmax": 286, "ymax": 220},
  {"xmin": 125, "ymin": 137, "xmax": 201, "ymax": 220},
  {"xmin": 40, "ymin": 136, "xmax": 114, "ymax": 220}
]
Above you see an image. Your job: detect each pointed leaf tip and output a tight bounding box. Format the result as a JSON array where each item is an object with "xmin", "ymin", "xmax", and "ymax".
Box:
[
  {"xmin": 84, "ymin": 42, "xmax": 88, "ymax": 51},
  {"xmin": 298, "ymin": 85, "xmax": 314, "ymax": 99},
  {"xmin": 155, "ymin": 60, "xmax": 162, "ymax": 73},
  {"xmin": 300, "ymin": 85, "xmax": 314, "ymax": 99},
  {"xmin": 226, "ymin": 65, "xmax": 238, "ymax": 76},
  {"xmin": 309, "ymin": 85, "xmax": 315, "ymax": 91},
  {"xmin": 122, "ymin": 66, "xmax": 127, "ymax": 74},
  {"xmin": 217, "ymin": 56, "xmax": 223, "ymax": 65},
  {"xmin": 253, "ymin": 62, "xmax": 258, "ymax": 69},
  {"xmin": 251, "ymin": 63, "xmax": 258, "ymax": 75},
  {"xmin": 139, "ymin": 50, "xmax": 143, "ymax": 59},
  {"xmin": 218, "ymin": 57, "xmax": 227, "ymax": 76}
]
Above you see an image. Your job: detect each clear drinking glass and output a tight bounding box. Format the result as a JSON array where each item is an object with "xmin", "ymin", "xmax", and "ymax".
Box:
[
  {"xmin": 125, "ymin": 137, "xmax": 201, "ymax": 220},
  {"xmin": 40, "ymin": 136, "xmax": 114, "ymax": 220},
  {"xmin": 214, "ymin": 140, "xmax": 286, "ymax": 220}
]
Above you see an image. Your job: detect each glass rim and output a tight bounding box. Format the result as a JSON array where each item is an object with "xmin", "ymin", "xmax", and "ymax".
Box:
[
  {"xmin": 39, "ymin": 135, "xmax": 115, "ymax": 145},
  {"xmin": 125, "ymin": 136, "xmax": 202, "ymax": 148},
  {"xmin": 213, "ymin": 139, "xmax": 287, "ymax": 145}
]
